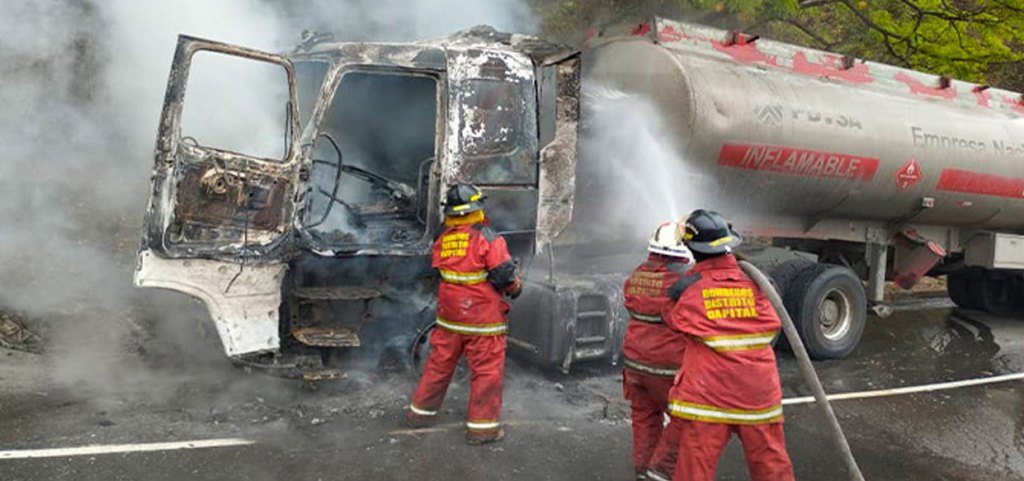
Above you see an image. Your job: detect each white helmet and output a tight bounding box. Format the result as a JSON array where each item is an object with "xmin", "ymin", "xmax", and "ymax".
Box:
[{"xmin": 648, "ymin": 221, "xmax": 694, "ymax": 261}]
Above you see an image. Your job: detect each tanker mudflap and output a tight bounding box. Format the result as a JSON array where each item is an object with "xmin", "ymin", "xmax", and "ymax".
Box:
[{"xmin": 892, "ymin": 229, "xmax": 947, "ymax": 290}]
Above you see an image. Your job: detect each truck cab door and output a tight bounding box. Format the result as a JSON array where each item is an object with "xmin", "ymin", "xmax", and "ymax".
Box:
[
  {"xmin": 445, "ymin": 49, "xmax": 539, "ymax": 258},
  {"xmin": 135, "ymin": 36, "xmax": 303, "ymax": 357}
]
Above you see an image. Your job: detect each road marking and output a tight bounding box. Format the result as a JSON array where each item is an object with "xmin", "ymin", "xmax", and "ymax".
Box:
[
  {"xmin": 783, "ymin": 372, "xmax": 1024, "ymax": 406},
  {"xmin": 390, "ymin": 419, "xmax": 572, "ymax": 436},
  {"xmin": 0, "ymin": 438, "xmax": 254, "ymax": 460}
]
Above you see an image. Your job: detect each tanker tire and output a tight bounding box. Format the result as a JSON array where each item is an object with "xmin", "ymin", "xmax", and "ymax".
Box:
[
  {"xmin": 783, "ymin": 264, "xmax": 867, "ymax": 360},
  {"xmin": 766, "ymin": 259, "xmax": 817, "ymax": 351},
  {"xmin": 767, "ymin": 259, "xmax": 817, "ymax": 299},
  {"xmin": 947, "ymin": 268, "xmax": 980, "ymax": 310}
]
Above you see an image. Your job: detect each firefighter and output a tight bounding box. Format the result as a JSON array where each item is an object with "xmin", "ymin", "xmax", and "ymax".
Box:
[
  {"xmin": 662, "ymin": 210, "xmax": 794, "ymax": 481},
  {"xmin": 406, "ymin": 183, "xmax": 522, "ymax": 445},
  {"xmin": 621, "ymin": 221, "xmax": 694, "ymax": 481}
]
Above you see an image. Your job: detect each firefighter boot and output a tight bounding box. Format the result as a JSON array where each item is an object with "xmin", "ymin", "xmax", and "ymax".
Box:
[
  {"xmin": 466, "ymin": 428, "xmax": 505, "ymax": 445},
  {"xmin": 404, "ymin": 407, "xmax": 437, "ymax": 429}
]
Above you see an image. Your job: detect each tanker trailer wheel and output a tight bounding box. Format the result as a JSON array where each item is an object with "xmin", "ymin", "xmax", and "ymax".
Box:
[
  {"xmin": 947, "ymin": 267, "xmax": 981, "ymax": 310},
  {"xmin": 783, "ymin": 264, "xmax": 867, "ymax": 360},
  {"xmin": 409, "ymin": 319, "xmax": 469, "ymax": 383}
]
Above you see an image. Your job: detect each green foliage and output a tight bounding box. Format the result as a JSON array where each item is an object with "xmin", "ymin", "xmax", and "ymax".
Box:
[{"xmin": 531, "ymin": 0, "xmax": 1024, "ymax": 90}]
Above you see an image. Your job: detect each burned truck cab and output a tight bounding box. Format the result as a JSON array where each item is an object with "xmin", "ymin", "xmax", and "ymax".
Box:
[{"xmin": 135, "ymin": 27, "xmax": 582, "ymax": 375}]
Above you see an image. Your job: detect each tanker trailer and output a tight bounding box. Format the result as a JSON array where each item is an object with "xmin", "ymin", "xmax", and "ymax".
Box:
[{"xmin": 567, "ymin": 18, "xmax": 1024, "ymax": 359}]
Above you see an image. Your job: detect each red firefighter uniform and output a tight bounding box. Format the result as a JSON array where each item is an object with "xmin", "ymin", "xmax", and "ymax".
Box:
[
  {"xmin": 663, "ymin": 254, "xmax": 794, "ymax": 481},
  {"xmin": 409, "ymin": 211, "xmax": 521, "ymax": 442},
  {"xmin": 622, "ymin": 254, "xmax": 690, "ymax": 477}
]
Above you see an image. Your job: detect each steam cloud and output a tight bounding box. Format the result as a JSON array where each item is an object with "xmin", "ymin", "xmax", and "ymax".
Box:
[
  {"xmin": 576, "ymin": 82, "xmax": 714, "ymax": 246},
  {"xmin": 0, "ymin": 0, "xmax": 533, "ymax": 397}
]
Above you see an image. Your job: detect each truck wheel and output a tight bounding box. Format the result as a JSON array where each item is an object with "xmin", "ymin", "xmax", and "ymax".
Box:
[
  {"xmin": 947, "ymin": 268, "xmax": 980, "ymax": 310},
  {"xmin": 783, "ymin": 264, "xmax": 867, "ymax": 360},
  {"xmin": 974, "ymin": 269, "xmax": 1021, "ymax": 315}
]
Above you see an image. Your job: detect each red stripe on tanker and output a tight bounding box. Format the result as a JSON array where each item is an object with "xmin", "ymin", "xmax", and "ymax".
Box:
[
  {"xmin": 718, "ymin": 143, "xmax": 880, "ymax": 181},
  {"xmin": 937, "ymin": 169, "xmax": 1024, "ymax": 199}
]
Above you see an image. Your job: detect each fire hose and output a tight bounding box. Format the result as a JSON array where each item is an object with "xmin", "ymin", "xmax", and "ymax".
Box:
[{"xmin": 738, "ymin": 260, "xmax": 866, "ymax": 481}]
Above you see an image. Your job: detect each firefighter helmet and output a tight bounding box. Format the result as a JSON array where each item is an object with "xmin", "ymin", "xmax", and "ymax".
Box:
[
  {"xmin": 683, "ymin": 209, "xmax": 742, "ymax": 254},
  {"xmin": 648, "ymin": 221, "xmax": 694, "ymax": 261},
  {"xmin": 444, "ymin": 183, "xmax": 485, "ymax": 216}
]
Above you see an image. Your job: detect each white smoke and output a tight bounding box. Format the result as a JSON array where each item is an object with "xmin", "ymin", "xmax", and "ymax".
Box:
[
  {"xmin": 0, "ymin": 0, "xmax": 533, "ymax": 396},
  {"xmin": 274, "ymin": 0, "xmax": 535, "ymax": 41},
  {"xmin": 576, "ymin": 82, "xmax": 714, "ymax": 244}
]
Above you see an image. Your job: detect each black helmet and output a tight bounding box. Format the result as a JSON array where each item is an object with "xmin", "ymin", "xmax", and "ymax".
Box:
[
  {"xmin": 683, "ymin": 209, "xmax": 743, "ymax": 255},
  {"xmin": 444, "ymin": 183, "xmax": 485, "ymax": 216}
]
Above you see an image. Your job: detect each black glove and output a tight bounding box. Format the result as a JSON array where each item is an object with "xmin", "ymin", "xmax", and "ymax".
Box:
[{"xmin": 505, "ymin": 279, "xmax": 523, "ymax": 300}]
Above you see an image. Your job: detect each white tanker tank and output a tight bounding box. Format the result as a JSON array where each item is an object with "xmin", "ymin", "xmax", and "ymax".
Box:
[
  {"xmin": 571, "ymin": 18, "xmax": 1024, "ymax": 358},
  {"xmin": 584, "ymin": 18, "xmax": 1024, "ymax": 234}
]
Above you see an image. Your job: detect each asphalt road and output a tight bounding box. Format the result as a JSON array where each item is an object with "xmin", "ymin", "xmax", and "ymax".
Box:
[{"xmin": 3, "ymin": 300, "xmax": 1024, "ymax": 480}]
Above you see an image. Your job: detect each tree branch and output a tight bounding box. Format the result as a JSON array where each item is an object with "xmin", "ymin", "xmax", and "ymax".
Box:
[
  {"xmin": 774, "ymin": 18, "xmax": 834, "ymax": 49},
  {"xmin": 798, "ymin": 0, "xmax": 838, "ymax": 8}
]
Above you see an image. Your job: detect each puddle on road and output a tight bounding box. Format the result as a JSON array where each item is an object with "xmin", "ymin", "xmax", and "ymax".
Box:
[{"xmin": 780, "ymin": 306, "xmax": 1024, "ymax": 396}]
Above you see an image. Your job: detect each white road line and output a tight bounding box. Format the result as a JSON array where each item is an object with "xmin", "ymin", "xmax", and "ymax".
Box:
[
  {"xmin": 0, "ymin": 438, "xmax": 255, "ymax": 460},
  {"xmin": 783, "ymin": 372, "xmax": 1024, "ymax": 406}
]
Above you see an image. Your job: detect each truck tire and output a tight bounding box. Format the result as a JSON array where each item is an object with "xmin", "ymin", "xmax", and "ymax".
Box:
[
  {"xmin": 947, "ymin": 268, "xmax": 980, "ymax": 310},
  {"xmin": 782, "ymin": 263, "xmax": 867, "ymax": 360},
  {"xmin": 974, "ymin": 269, "xmax": 1022, "ymax": 315}
]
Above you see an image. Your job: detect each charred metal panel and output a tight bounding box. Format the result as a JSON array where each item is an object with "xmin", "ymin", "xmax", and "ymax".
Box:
[
  {"xmin": 507, "ymin": 275, "xmax": 626, "ymax": 371},
  {"xmin": 290, "ymin": 43, "xmax": 448, "ymax": 257},
  {"xmin": 143, "ymin": 35, "xmax": 302, "ymax": 262},
  {"xmin": 285, "ymin": 253, "xmax": 436, "ymax": 354},
  {"xmin": 445, "ymin": 48, "xmax": 537, "ymax": 185},
  {"xmin": 170, "ymin": 154, "xmax": 292, "ymax": 243},
  {"xmin": 137, "ymin": 35, "xmax": 302, "ymax": 359},
  {"xmin": 536, "ymin": 56, "xmax": 580, "ymax": 253},
  {"xmin": 135, "ymin": 249, "xmax": 286, "ymax": 356},
  {"xmin": 441, "ymin": 45, "xmax": 543, "ymax": 266}
]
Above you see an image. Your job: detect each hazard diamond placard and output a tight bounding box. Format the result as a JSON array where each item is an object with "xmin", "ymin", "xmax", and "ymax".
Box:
[{"xmin": 895, "ymin": 158, "xmax": 923, "ymax": 190}]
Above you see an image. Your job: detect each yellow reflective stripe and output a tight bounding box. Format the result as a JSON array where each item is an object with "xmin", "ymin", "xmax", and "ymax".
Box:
[
  {"xmin": 628, "ymin": 310, "xmax": 663, "ymax": 323},
  {"xmin": 702, "ymin": 332, "xmax": 776, "ymax": 352},
  {"xmin": 439, "ymin": 269, "xmax": 488, "ymax": 285},
  {"xmin": 668, "ymin": 400, "xmax": 783, "ymax": 424},
  {"xmin": 409, "ymin": 404, "xmax": 437, "ymax": 416},
  {"xmin": 469, "ymin": 193, "xmax": 482, "ymax": 201},
  {"xmin": 452, "ymin": 203, "xmax": 472, "ymax": 212},
  {"xmin": 708, "ymin": 236, "xmax": 734, "ymax": 247},
  {"xmin": 623, "ymin": 357, "xmax": 678, "ymax": 377},
  {"xmin": 466, "ymin": 420, "xmax": 500, "ymax": 431},
  {"xmin": 436, "ymin": 317, "xmax": 507, "ymax": 336}
]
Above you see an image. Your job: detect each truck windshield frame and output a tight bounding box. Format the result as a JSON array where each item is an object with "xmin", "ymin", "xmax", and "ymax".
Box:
[{"xmin": 298, "ymin": 64, "xmax": 443, "ymax": 255}]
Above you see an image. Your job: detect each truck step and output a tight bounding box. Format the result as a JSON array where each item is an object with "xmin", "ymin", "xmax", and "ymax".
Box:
[
  {"xmin": 291, "ymin": 327, "xmax": 361, "ymax": 347},
  {"xmin": 292, "ymin": 286, "xmax": 382, "ymax": 301}
]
